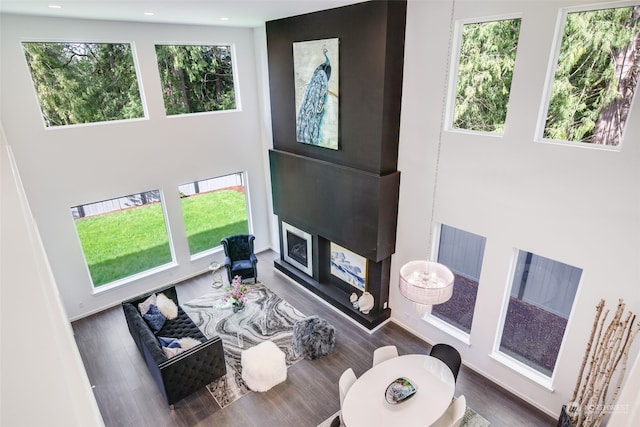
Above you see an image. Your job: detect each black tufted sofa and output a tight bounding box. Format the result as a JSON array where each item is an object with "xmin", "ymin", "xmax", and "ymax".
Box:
[{"xmin": 122, "ymin": 285, "xmax": 226, "ymax": 406}]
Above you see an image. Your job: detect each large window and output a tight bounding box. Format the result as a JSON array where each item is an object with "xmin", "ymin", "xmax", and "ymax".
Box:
[
  {"xmin": 451, "ymin": 17, "xmax": 522, "ymax": 133},
  {"xmin": 498, "ymin": 251, "xmax": 582, "ymax": 377},
  {"xmin": 155, "ymin": 44, "xmax": 237, "ymax": 116},
  {"xmin": 430, "ymin": 225, "xmax": 486, "ymax": 334},
  {"xmin": 71, "ymin": 190, "xmax": 173, "ymax": 288},
  {"xmin": 22, "ymin": 42, "xmax": 144, "ymax": 127},
  {"xmin": 542, "ymin": 5, "xmax": 640, "ymax": 147},
  {"xmin": 178, "ymin": 173, "xmax": 249, "ymax": 256}
]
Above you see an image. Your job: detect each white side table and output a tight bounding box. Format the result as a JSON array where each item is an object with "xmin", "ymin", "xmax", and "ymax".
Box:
[{"xmin": 209, "ymin": 261, "xmax": 224, "ymax": 288}]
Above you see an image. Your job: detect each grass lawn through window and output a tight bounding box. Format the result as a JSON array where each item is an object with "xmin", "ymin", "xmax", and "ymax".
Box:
[{"xmin": 75, "ymin": 189, "xmax": 248, "ymax": 287}]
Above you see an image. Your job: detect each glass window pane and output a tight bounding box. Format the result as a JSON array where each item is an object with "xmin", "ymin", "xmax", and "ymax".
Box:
[
  {"xmin": 430, "ymin": 225, "xmax": 486, "ymax": 333},
  {"xmin": 22, "ymin": 42, "xmax": 144, "ymax": 127},
  {"xmin": 71, "ymin": 190, "xmax": 172, "ymax": 287},
  {"xmin": 499, "ymin": 251, "xmax": 582, "ymax": 376},
  {"xmin": 155, "ymin": 44, "xmax": 237, "ymax": 116},
  {"xmin": 543, "ymin": 6, "xmax": 640, "ymax": 146},
  {"xmin": 453, "ymin": 18, "xmax": 522, "ymax": 133},
  {"xmin": 179, "ymin": 173, "xmax": 249, "ymax": 255}
]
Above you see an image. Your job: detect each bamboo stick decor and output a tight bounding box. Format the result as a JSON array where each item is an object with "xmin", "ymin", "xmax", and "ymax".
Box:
[{"xmin": 566, "ymin": 299, "xmax": 639, "ymax": 426}]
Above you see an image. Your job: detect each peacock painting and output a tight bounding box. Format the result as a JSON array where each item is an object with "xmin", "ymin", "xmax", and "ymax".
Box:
[{"xmin": 293, "ymin": 38, "xmax": 339, "ymax": 150}]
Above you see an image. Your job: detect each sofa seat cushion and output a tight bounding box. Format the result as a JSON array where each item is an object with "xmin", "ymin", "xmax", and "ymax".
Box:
[
  {"xmin": 155, "ymin": 306, "xmax": 207, "ymax": 342},
  {"xmin": 232, "ymin": 259, "xmax": 254, "ymax": 271}
]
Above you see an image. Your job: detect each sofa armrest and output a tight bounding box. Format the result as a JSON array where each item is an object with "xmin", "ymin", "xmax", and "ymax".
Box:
[
  {"xmin": 122, "ymin": 302, "xmax": 167, "ymax": 365},
  {"xmin": 159, "ymin": 336, "xmax": 227, "ymax": 405}
]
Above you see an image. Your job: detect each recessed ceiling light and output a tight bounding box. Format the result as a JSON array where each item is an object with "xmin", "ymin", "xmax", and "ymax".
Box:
[
  {"xmin": 144, "ymin": 11, "xmax": 155, "ymax": 16},
  {"xmin": 220, "ymin": 17, "xmax": 229, "ymax": 21},
  {"xmin": 48, "ymin": 4, "xmax": 63, "ymax": 9}
]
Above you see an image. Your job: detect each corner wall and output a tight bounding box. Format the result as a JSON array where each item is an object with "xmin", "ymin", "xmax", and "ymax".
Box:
[
  {"xmin": 1, "ymin": 125, "xmax": 104, "ymax": 426},
  {"xmin": 0, "ymin": 14, "xmax": 273, "ymax": 320},
  {"xmin": 392, "ymin": 0, "xmax": 640, "ymax": 419}
]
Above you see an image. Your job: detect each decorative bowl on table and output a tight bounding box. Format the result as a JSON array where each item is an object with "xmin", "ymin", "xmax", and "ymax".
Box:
[{"xmin": 385, "ymin": 377, "xmax": 417, "ymax": 404}]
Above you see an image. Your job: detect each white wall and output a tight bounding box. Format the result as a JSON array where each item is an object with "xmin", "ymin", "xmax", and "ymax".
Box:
[
  {"xmin": 393, "ymin": 0, "xmax": 640, "ymax": 419},
  {"xmin": 0, "ymin": 14, "xmax": 274, "ymax": 320},
  {"xmin": 2, "ymin": 0, "xmax": 640, "ymax": 421},
  {"xmin": 1, "ymin": 126, "xmax": 104, "ymax": 426}
]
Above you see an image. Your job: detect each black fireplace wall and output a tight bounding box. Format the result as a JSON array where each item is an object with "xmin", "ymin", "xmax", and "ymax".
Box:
[
  {"xmin": 270, "ymin": 150, "xmax": 400, "ymax": 262},
  {"xmin": 266, "ymin": 1, "xmax": 406, "ymax": 328},
  {"xmin": 265, "ymin": 0, "xmax": 406, "ymax": 175}
]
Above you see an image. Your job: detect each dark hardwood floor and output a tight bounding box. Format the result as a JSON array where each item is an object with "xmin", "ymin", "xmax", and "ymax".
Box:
[{"xmin": 72, "ymin": 250, "xmax": 556, "ymax": 427}]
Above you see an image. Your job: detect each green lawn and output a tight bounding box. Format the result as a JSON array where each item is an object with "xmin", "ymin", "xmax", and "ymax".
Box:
[{"xmin": 75, "ymin": 189, "xmax": 248, "ymax": 287}]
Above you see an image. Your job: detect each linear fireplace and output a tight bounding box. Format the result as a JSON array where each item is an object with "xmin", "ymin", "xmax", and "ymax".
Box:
[
  {"xmin": 281, "ymin": 221, "xmax": 313, "ymax": 276},
  {"xmin": 276, "ymin": 219, "xmax": 391, "ymax": 330}
]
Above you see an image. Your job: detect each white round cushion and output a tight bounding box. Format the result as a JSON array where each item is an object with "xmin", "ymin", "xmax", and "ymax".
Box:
[{"xmin": 241, "ymin": 340, "xmax": 287, "ymax": 392}]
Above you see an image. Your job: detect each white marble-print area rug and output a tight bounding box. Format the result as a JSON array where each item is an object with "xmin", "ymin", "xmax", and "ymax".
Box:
[{"xmin": 183, "ymin": 282, "xmax": 307, "ymax": 408}]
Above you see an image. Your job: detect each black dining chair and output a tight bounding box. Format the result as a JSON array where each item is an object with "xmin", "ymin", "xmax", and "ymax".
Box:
[{"xmin": 430, "ymin": 343, "xmax": 462, "ymax": 383}]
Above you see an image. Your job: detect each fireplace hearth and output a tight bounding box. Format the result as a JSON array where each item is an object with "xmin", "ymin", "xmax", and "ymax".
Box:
[{"xmin": 277, "ymin": 220, "xmax": 391, "ymax": 330}]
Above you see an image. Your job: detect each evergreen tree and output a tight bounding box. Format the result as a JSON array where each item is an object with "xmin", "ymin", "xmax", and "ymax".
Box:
[
  {"xmin": 545, "ymin": 6, "xmax": 640, "ymax": 145},
  {"xmin": 22, "ymin": 42, "xmax": 143, "ymax": 126},
  {"xmin": 454, "ymin": 18, "xmax": 522, "ymax": 133},
  {"xmin": 155, "ymin": 44, "xmax": 236, "ymax": 115}
]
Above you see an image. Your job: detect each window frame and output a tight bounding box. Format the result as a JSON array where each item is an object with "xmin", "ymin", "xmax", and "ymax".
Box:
[
  {"xmin": 491, "ymin": 248, "xmax": 583, "ymax": 390},
  {"xmin": 21, "ymin": 39, "xmax": 148, "ymax": 129},
  {"xmin": 71, "ymin": 188, "xmax": 176, "ymax": 293},
  {"xmin": 424, "ymin": 223, "xmax": 487, "ymax": 345},
  {"xmin": 154, "ymin": 42, "xmax": 241, "ymax": 118},
  {"xmin": 178, "ymin": 171, "xmax": 252, "ymax": 260},
  {"xmin": 445, "ymin": 13, "xmax": 523, "ymax": 137},
  {"xmin": 535, "ymin": 2, "xmax": 639, "ymax": 150}
]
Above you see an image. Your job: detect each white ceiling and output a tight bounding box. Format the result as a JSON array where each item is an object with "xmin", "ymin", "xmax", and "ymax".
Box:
[{"xmin": 0, "ymin": 0, "xmax": 367, "ymax": 27}]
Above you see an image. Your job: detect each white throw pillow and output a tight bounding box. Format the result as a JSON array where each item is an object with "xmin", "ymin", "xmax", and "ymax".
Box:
[
  {"xmin": 138, "ymin": 293, "xmax": 157, "ymax": 316},
  {"xmin": 156, "ymin": 293, "xmax": 178, "ymax": 320},
  {"xmin": 179, "ymin": 337, "xmax": 202, "ymax": 350},
  {"xmin": 162, "ymin": 346, "xmax": 184, "ymax": 358}
]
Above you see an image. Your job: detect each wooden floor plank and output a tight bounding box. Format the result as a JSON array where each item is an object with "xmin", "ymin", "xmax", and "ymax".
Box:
[{"xmin": 72, "ymin": 250, "xmax": 556, "ymax": 427}]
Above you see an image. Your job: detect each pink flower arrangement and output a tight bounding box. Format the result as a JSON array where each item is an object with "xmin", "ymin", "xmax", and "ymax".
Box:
[{"xmin": 225, "ymin": 275, "xmax": 249, "ymax": 308}]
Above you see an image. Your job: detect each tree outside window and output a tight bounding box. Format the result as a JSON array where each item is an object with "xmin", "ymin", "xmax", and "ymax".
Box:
[
  {"xmin": 155, "ymin": 44, "xmax": 237, "ymax": 115},
  {"xmin": 452, "ymin": 17, "xmax": 522, "ymax": 133},
  {"xmin": 22, "ymin": 42, "xmax": 144, "ymax": 127},
  {"xmin": 543, "ymin": 6, "xmax": 640, "ymax": 146}
]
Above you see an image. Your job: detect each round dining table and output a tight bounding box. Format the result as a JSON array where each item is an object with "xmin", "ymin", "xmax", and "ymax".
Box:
[{"xmin": 341, "ymin": 354, "xmax": 455, "ymax": 427}]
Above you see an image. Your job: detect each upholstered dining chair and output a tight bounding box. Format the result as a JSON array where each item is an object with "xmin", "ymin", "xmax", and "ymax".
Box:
[
  {"xmin": 430, "ymin": 343, "xmax": 462, "ymax": 383},
  {"xmin": 221, "ymin": 234, "xmax": 258, "ymax": 283},
  {"xmin": 372, "ymin": 345, "xmax": 399, "ymax": 367},
  {"xmin": 429, "ymin": 394, "xmax": 466, "ymax": 427},
  {"xmin": 339, "ymin": 368, "xmax": 358, "ymax": 425}
]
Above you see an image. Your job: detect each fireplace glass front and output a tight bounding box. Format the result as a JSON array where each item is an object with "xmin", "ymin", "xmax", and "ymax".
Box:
[{"xmin": 282, "ymin": 221, "xmax": 313, "ymax": 276}]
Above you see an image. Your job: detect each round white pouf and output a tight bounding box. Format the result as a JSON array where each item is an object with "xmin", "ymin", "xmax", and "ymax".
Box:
[{"xmin": 241, "ymin": 340, "xmax": 287, "ymax": 392}]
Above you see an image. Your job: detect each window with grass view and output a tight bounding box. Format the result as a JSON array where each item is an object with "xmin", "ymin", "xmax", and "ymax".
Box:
[
  {"xmin": 542, "ymin": 6, "xmax": 640, "ymax": 146},
  {"xmin": 179, "ymin": 173, "xmax": 249, "ymax": 255},
  {"xmin": 452, "ymin": 17, "xmax": 522, "ymax": 133},
  {"xmin": 430, "ymin": 225, "xmax": 486, "ymax": 334},
  {"xmin": 71, "ymin": 190, "xmax": 172, "ymax": 287},
  {"xmin": 155, "ymin": 44, "xmax": 236, "ymax": 116},
  {"xmin": 22, "ymin": 42, "xmax": 144, "ymax": 127},
  {"xmin": 499, "ymin": 251, "xmax": 582, "ymax": 377}
]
